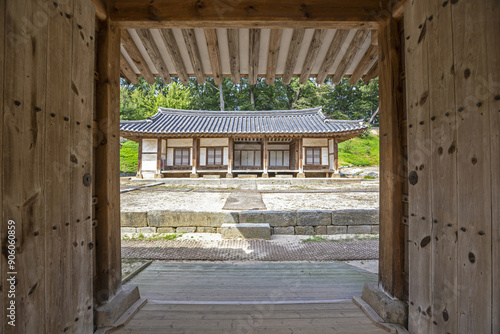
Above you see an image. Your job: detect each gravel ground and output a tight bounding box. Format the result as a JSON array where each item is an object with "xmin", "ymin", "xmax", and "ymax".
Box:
[
  {"xmin": 122, "ymin": 236, "xmax": 379, "ymax": 261},
  {"xmin": 121, "ymin": 181, "xmax": 379, "ymax": 212}
]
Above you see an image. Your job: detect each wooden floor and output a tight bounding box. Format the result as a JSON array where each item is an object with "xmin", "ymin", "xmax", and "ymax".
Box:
[{"xmin": 115, "ymin": 262, "xmax": 386, "ymax": 333}]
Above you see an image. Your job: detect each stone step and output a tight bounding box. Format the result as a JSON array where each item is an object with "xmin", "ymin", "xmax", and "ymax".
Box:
[{"xmin": 220, "ymin": 223, "xmax": 271, "ymax": 240}]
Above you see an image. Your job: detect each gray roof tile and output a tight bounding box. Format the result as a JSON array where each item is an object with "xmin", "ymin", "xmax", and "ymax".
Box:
[{"xmin": 120, "ymin": 107, "xmax": 368, "ymax": 136}]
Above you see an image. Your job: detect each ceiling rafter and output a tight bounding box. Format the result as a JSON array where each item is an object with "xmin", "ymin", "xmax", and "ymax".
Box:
[
  {"xmin": 299, "ymin": 29, "xmax": 327, "ymax": 84},
  {"xmin": 204, "ymin": 29, "xmax": 223, "ymax": 85},
  {"xmin": 331, "ymin": 29, "xmax": 370, "ymax": 84},
  {"xmin": 121, "ymin": 29, "xmax": 155, "ymax": 84},
  {"xmin": 349, "ymin": 44, "xmax": 377, "ymax": 85},
  {"xmin": 315, "ymin": 29, "xmax": 350, "ymax": 84},
  {"xmin": 159, "ymin": 29, "xmax": 189, "ymax": 84},
  {"xmin": 136, "ymin": 29, "xmax": 172, "ymax": 84},
  {"xmin": 266, "ymin": 29, "xmax": 283, "ymax": 85},
  {"xmin": 120, "ymin": 53, "xmax": 139, "ymax": 84},
  {"xmin": 282, "ymin": 29, "xmax": 305, "ymax": 85},
  {"xmin": 362, "ymin": 60, "xmax": 378, "ymax": 84},
  {"xmin": 249, "ymin": 29, "xmax": 261, "ymax": 85},
  {"xmin": 227, "ymin": 29, "xmax": 240, "ymax": 84},
  {"xmin": 182, "ymin": 29, "xmax": 205, "ymax": 84}
]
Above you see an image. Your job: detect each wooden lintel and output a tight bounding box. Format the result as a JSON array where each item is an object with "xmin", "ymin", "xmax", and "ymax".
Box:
[{"xmin": 109, "ymin": 0, "xmax": 385, "ymax": 29}]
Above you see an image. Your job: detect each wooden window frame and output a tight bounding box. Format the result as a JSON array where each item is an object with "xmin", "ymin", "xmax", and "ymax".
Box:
[
  {"xmin": 174, "ymin": 148, "xmax": 190, "ymax": 166},
  {"xmin": 234, "ymin": 149, "xmax": 261, "ymax": 168},
  {"xmin": 268, "ymin": 149, "xmax": 289, "ymax": 167},
  {"xmin": 304, "ymin": 147, "xmax": 322, "ymax": 165},
  {"xmin": 205, "ymin": 147, "xmax": 224, "ymax": 166}
]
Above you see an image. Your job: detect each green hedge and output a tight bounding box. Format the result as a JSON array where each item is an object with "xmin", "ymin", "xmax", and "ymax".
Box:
[{"xmin": 338, "ymin": 134, "xmax": 379, "ymax": 166}]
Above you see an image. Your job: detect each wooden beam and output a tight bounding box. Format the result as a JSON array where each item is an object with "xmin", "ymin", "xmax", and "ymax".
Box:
[
  {"xmin": 91, "ymin": 0, "xmax": 107, "ymax": 20},
  {"xmin": 331, "ymin": 29, "xmax": 370, "ymax": 84},
  {"xmin": 109, "ymin": 0, "xmax": 385, "ymax": 29},
  {"xmin": 349, "ymin": 44, "xmax": 377, "ymax": 84},
  {"xmin": 159, "ymin": 29, "xmax": 189, "ymax": 84},
  {"xmin": 378, "ymin": 17, "xmax": 405, "ymax": 301},
  {"xmin": 120, "ymin": 29, "xmax": 155, "ymax": 84},
  {"xmin": 299, "ymin": 29, "xmax": 327, "ymax": 84},
  {"xmin": 391, "ymin": 0, "xmax": 408, "ymax": 20},
  {"xmin": 120, "ymin": 54, "xmax": 139, "ymax": 84},
  {"xmin": 227, "ymin": 29, "xmax": 240, "ymax": 84},
  {"xmin": 266, "ymin": 29, "xmax": 282, "ymax": 85},
  {"xmin": 283, "ymin": 29, "xmax": 305, "ymax": 85},
  {"xmin": 181, "ymin": 29, "xmax": 205, "ymax": 84},
  {"xmin": 204, "ymin": 29, "xmax": 222, "ymax": 85},
  {"xmin": 136, "ymin": 29, "xmax": 172, "ymax": 84},
  {"xmin": 315, "ymin": 29, "xmax": 349, "ymax": 84},
  {"xmin": 371, "ymin": 29, "xmax": 378, "ymax": 45},
  {"xmin": 362, "ymin": 60, "xmax": 378, "ymax": 84},
  {"xmin": 249, "ymin": 28, "xmax": 261, "ymax": 85}
]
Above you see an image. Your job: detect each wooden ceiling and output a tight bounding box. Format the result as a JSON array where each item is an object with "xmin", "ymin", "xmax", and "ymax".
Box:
[{"xmin": 120, "ymin": 27, "xmax": 378, "ymax": 86}]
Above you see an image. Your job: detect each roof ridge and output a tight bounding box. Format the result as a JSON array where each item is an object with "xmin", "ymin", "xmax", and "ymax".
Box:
[{"xmin": 157, "ymin": 107, "xmax": 323, "ymax": 116}]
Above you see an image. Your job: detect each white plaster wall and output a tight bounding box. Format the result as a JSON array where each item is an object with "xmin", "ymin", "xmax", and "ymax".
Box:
[
  {"xmin": 200, "ymin": 138, "xmax": 229, "ymax": 146},
  {"xmin": 303, "ymin": 138, "xmax": 328, "ymax": 147},
  {"xmin": 143, "ymin": 138, "xmax": 157, "ymax": 152},
  {"xmin": 168, "ymin": 138, "xmax": 193, "ymax": 147},
  {"xmin": 142, "ymin": 153, "xmax": 157, "ymax": 171}
]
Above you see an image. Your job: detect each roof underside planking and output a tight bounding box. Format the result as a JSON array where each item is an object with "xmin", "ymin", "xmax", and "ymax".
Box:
[{"xmin": 119, "ymin": 27, "xmax": 379, "ymax": 86}]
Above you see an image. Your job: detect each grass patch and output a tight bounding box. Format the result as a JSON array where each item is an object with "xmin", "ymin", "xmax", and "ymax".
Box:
[
  {"xmin": 338, "ymin": 134, "xmax": 379, "ymax": 167},
  {"xmin": 122, "ymin": 233, "xmax": 183, "ymax": 241},
  {"xmin": 120, "ymin": 140, "xmax": 139, "ymax": 174},
  {"xmin": 302, "ymin": 234, "xmax": 379, "ymax": 243}
]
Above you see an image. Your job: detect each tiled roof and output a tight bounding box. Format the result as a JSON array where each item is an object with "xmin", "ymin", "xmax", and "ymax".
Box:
[{"xmin": 120, "ymin": 107, "xmax": 368, "ymax": 136}]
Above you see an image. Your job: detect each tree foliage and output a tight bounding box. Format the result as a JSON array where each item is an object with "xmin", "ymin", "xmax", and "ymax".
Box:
[{"xmin": 120, "ymin": 76, "xmax": 379, "ymax": 125}]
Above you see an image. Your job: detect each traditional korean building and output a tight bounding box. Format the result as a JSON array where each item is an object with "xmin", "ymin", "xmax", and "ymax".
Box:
[{"xmin": 120, "ymin": 107, "xmax": 368, "ymax": 178}]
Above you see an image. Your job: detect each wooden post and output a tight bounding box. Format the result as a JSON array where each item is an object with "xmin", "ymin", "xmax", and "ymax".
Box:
[
  {"xmin": 155, "ymin": 138, "xmax": 162, "ymax": 178},
  {"xmin": 333, "ymin": 140, "xmax": 339, "ymax": 172},
  {"xmin": 94, "ymin": 6, "xmax": 139, "ymax": 325},
  {"xmin": 137, "ymin": 138, "xmax": 143, "ymax": 178},
  {"xmin": 298, "ymin": 137, "xmax": 305, "ymax": 177},
  {"xmin": 377, "ymin": 17, "xmax": 405, "ymax": 301},
  {"xmin": 227, "ymin": 137, "xmax": 233, "ymax": 177},
  {"xmin": 262, "ymin": 137, "xmax": 269, "ymax": 177},
  {"xmin": 191, "ymin": 138, "xmax": 198, "ymax": 177}
]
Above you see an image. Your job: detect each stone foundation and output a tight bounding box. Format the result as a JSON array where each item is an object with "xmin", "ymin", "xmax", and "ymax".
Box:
[{"xmin": 121, "ymin": 209, "xmax": 379, "ymax": 235}]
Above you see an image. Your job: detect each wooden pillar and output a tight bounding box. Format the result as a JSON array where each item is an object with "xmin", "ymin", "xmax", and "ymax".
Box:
[
  {"xmin": 137, "ymin": 138, "xmax": 143, "ymax": 178},
  {"xmin": 262, "ymin": 137, "xmax": 269, "ymax": 177},
  {"xmin": 377, "ymin": 17, "xmax": 405, "ymax": 301},
  {"xmin": 94, "ymin": 6, "xmax": 139, "ymax": 326},
  {"xmin": 298, "ymin": 137, "xmax": 305, "ymax": 177},
  {"xmin": 333, "ymin": 140, "xmax": 339, "ymax": 172},
  {"xmin": 155, "ymin": 138, "xmax": 163, "ymax": 178},
  {"xmin": 227, "ymin": 137, "xmax": 233, "ymax": 177},
  {"xmin": 191, "ymin": 138, "xmax": 198, "ymax": 177}
]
